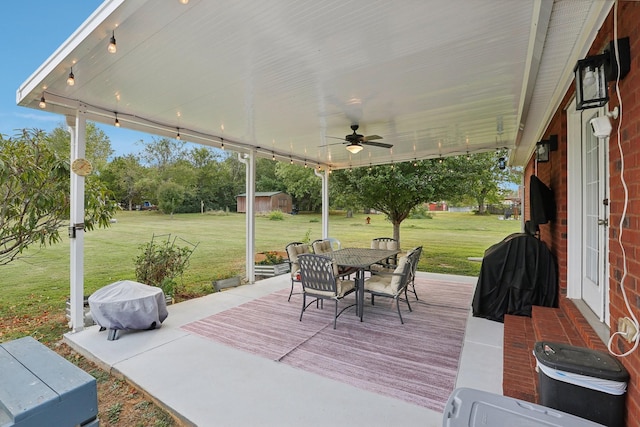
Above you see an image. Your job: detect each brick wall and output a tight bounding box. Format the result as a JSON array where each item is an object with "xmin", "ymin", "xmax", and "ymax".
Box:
[{"xmin": 523, "ymin": 3, "xmax": 640, "ymax": 425}]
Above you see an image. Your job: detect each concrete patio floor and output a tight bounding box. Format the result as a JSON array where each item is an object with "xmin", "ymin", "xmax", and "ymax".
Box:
[{"xmin": 64, "ymin": 272, "xmax": 503, "ymax": 427}]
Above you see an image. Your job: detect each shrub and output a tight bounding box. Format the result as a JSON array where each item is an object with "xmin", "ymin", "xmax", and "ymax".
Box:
[
  {"xmin": 268, "ymin": 210, "xmax": 285, "ymax": 220},
  {"xmin": 134, "ymin": 234, "xmax": 197, "ymax": 296},
  {"xmin": 409, "ymin": 205, "xmax": 433, "ymax": 219}
]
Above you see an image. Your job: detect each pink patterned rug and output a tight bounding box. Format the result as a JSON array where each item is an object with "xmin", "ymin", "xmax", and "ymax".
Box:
[{"xmin": 182, "ymin": 277, "xmax": 474, "ymax": 411}]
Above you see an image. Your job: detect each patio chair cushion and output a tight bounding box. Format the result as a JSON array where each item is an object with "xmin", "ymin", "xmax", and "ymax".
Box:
[
  {"xmin": 287, "ymin": 243, "xmax": 311, "ymax": 279},
  {"xmin": 311, "ymin": 277, "xmax": 356, "ymax": 298},
  {"xmin": 365, "ymin": 256, "xmax": 409, "ymax": 294},
  {"xmin": 313, "ymin": 239, "xmax": 333, "ymax": 254},
  {"xmin": 370, "ymin": 239, "xmax": 398, "ymax": 250}
]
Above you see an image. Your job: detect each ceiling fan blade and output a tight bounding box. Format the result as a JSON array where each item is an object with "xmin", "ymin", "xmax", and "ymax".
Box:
[
  {"xmin": 362, "ymin": 135, "xmax": 383, "ymax": 141},
  {"xmin": 319, "ymin": 141, "xmax": 347, "ymax": 147},
  {"xmin": 326, "ymin": 136, "xmax": 347, "ymax": 141},
  {"xmin": 362, "ymin": 140, "xmax": 393, "ymax": 149}
]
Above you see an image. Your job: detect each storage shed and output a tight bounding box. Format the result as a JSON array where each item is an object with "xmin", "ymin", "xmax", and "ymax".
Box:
[{"xmin": 236, "ymin": 192, "xmax": 292, "ymax": 214}]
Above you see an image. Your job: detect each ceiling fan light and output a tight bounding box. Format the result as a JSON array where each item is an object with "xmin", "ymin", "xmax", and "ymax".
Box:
[{"xmin": 346, "ymin": 143, "xmax": 363, "ymax": 154}]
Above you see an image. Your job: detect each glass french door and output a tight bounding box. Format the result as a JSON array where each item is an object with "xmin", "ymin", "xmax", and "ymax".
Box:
[{"xmin": 581, "ymin": 110, "xmax": 608, "ymax": 318}]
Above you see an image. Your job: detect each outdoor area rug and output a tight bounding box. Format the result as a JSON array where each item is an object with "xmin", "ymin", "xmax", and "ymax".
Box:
[{"xmin": 181, "ymin": 276, "xmax": 474, "ymax": 411}]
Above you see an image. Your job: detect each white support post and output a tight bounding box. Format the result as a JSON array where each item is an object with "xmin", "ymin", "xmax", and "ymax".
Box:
[
  {"xmin": 239, "ymin": 152, "xmax": 256, "ymax": 283},
  {"xmin": 68, "ymin": 111, "xmax": 87, "ymax": 332},
  {"xmin": 314, "ymin": 168, "xmax": 329, "ymax": 238}
]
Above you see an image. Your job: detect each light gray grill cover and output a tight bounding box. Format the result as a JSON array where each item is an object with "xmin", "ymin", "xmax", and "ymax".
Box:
[{"xmin": 88, "ymin": 280, "xmax": 168, "ymax": 331}]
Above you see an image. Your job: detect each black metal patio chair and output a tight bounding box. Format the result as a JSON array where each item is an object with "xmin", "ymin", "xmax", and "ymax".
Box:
[
  {"xmin": 364, "ymin": 254, "xmax": 413, "ymax": 324},
  {"xmin": 285, "ymin": 241, "xmax": 312, "ymax": 302},
  {"xmin": 405, "ymin": 246, "xmax": 423, "ymax": 301},
  {"xmin": 297, "ymin": 253, "xmax": 356, "ymax": 329}
]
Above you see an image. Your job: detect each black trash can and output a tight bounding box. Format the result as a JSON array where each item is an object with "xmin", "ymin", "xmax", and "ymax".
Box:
[{"xmin": 534, "ymin": 341, "xmax": 629, "ymax": 427}]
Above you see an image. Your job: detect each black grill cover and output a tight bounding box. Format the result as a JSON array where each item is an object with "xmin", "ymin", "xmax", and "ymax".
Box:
[{"xmin": 472, "ymin": 233, "xmax": 557, "ymax": 322}]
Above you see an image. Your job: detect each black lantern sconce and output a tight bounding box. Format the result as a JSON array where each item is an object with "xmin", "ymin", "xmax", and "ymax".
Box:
[
  {"xmin": 574, "ymin": 37, "xmax": 630, "ymax": 110},
  {"xmin": 498, "ymin": 157, "xmax": 507, "ymax": 170},
  {"xmin": 536, "ymin": 135, "xmax": 558, "ymax": 163}
]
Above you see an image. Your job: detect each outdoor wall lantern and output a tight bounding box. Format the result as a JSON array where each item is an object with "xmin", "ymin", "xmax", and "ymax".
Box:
[
  {"xmin": 574, "ymin": 37, "xmax": 630, "ymax": 110},
  {"xmin": 536, "ymin": 135, "xmax": 558, "ymax": 163},
  {"xmin": 498, "ymin": 157, "xmax": 507, "ymax": 170}
]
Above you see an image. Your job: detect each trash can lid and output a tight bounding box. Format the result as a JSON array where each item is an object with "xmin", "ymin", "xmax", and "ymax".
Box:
[{"xmin": 534, "ymin": 341, "xmax": 629, "ymax": 382}]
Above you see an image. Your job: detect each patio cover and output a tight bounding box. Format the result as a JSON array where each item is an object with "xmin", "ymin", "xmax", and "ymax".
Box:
[{"xmin": 15, "ymin": 0, "xmax": 613, "ymax": 330}]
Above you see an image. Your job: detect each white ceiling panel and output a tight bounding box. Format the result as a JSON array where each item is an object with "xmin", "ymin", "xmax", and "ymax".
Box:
[{"xmin": 18, "ymin": 0, "xmax": 614, "ymax": 169}]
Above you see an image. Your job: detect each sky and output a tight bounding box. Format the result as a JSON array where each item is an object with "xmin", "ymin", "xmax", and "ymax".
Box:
[{"xmin": 1, "ymin": 1, "xmax": 156, "ymax": 158}]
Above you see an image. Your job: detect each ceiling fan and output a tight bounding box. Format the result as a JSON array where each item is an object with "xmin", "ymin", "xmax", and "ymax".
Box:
[{"xmin": 327, "ymin": 124, "xmax": 393, "ymax": 154}]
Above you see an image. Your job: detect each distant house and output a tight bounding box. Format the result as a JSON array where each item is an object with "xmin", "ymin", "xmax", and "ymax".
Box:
[
  {"xmin": 236, "ymin": 192, "xmax": 292, "ymax": 213},
  {"xmin": 427, "ymin": 202, "xmax": 448, "ymax": 212}
]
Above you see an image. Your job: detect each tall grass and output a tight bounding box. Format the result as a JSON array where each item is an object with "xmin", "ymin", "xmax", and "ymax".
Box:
[{"xmin": 0, "ymin": 210, "xmax": 520, "ymax": 342}]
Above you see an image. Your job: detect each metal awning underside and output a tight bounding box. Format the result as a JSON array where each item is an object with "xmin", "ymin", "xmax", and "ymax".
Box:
[{"xmin": 17, "ymin": 0, "xmax": 612, "ymax": 169}]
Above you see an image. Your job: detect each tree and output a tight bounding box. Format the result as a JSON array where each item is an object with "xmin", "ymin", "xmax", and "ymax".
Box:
[
  {"xmin": 101, "ymin": 154, "xmax": 145, "ymax": 210},
  {"xmin": 256, "ymin": 158, "xmax": 286, "ymax": 192},
  {"xmin": 139, "ymin": 137, "xmax": 186, "ymax": 172},
  {"xmin": 275, "ymin": 163, "xmax": 322, "ymax": 212},
  {"xmin": 157, "ymin": 181, "xmax": 185, "ymax": 217},
  {"xmin": 0, "ymin": 130, "xmax": 117, "ymax": 265},
  {"xmin": 446, "ymin": 150, "xmax": 521, "ymax": 213},
  {"xmin": 331, "ymin": 160, "xmax": 458, "ymax": 245},
  {"xmin": 48, "ymin": 122, "xmax": 114, "ymax": 174}
]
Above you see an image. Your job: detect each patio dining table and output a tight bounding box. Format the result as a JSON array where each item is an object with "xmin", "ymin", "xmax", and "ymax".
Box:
[{"xmin": 330, "ymin": 247, "xmax": 401, "ymax": 321}]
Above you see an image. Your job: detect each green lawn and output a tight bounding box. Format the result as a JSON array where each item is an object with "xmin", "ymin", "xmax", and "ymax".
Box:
[{"xmin": 0, "ymin": 210, "xmax": 520, "ymax": 343}]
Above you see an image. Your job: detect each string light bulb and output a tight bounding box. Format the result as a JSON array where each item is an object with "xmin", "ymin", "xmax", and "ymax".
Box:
[
  {"xmin": 290, "ymin": 157, "xmax": 293, "ymax": 165},
  {"xmin": 114, "ymin": 113, "xmax": 120, "ymax": 127},
  {"xmin": 108, "ymin": 31, "xmax": 117, "ymax": 54},
  {"xmin": 67, "ymin": 68, "xmax": 75, "ymax": 86},
  {"xmin": 272, "ymin": 152, "xmax": 276, "ymax": 161},
  {"xmin": 304, "ymin": 161, "xmax": 307, "ymax": 168},
  {"xmin": 39, "ymin": 95, "xmax": 46, "ymax": 109},
  {"xmin": 176, "ymin": 128, "xmax": 181, "ymax": 140},
  {"xmin": 220, "ymin": 138, "xmax": 225, "ymax": 150}
]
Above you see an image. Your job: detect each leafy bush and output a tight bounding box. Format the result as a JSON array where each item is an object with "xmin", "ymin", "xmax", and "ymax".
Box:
[
  {"xmin": 409, "ymin": 205, "xmax": 433, "ymax": 219},
  {"xmin": 302, "ymin": 228, "xmax": 312, "ymax": 244},
  {"xmin": 268, "ymin": 210, "xmax": 285, "ymax": 220},
  {"xmin": 134, "ymin": 234, "xmax": 197, "ymax": 296}
]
